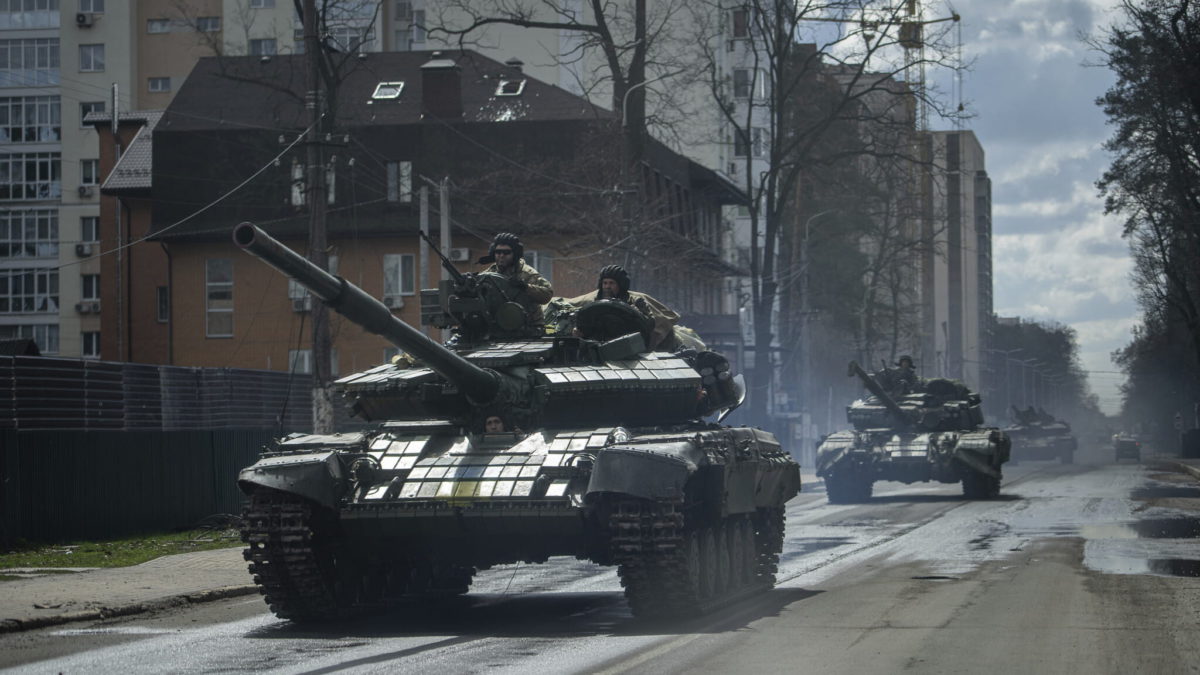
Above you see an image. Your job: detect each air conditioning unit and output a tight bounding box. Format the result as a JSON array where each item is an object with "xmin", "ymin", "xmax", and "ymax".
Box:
[
  {"xmin": 449, "ymin": 247, "xmax": 470, "ymax": 262},
  {"xmin": 78, "ymin": 185, "xmax": 93, "ymax": 197},
  {"xmin": 75, "ymin": 243, "xmax": 93, "ymax": 257},
  {"xmin": 76, "ymin": 12, "xmax": 93, "ymax": 27},
  {"xmin": 291, "ymin": 296, "xmax": 312, "ymax": 312},
  {"xmin": 87, "ymin": 300, "xmax": 101, "ymax": 313},
  {"xmin": 75, "ymin": 301, "xmax": 100, "ymax": 314},
  {"xmin": 382, "ymin": 295, "xmax": 404, "ymax": 309}
]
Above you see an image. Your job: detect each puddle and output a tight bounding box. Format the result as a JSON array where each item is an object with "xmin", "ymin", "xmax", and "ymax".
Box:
[
  {"xmin": 1131, "ymin": 485, "xmax": 1200, "ymax": 500},
  {"xmin": 1147, "ymin": 559, "xmax": 1200, "ymax": 577},
  {"xmin": 1081, "ymin": 518, "xmax": 1200, "ymax": 540}
]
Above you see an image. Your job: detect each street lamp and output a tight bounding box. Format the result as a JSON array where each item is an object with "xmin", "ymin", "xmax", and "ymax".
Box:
[{"xmin": 798, "ymin": 208, "xmax": 838, "ymax": 467}]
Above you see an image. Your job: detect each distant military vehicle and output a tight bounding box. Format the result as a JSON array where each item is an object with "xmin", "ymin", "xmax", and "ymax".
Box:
[
  {"xmin": 1005, "ymin": 406, "xmax": 1078, "ymax": 463},
  {"xmin": 1113, "ymin": 434, "xmax": 1142, "ymax": 462},
  {"xmin": 232, "ymin": 222, "xmax": 801, "ymax": 622},
  {"xmin": 816, "ymin": 361, "xmax": 1010, "ymax": 502}
]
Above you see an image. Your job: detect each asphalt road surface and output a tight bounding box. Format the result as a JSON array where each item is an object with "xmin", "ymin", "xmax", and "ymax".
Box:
[{"xmin": 4, "ymin": 453, "xmax": 1199, "ymax": 674}]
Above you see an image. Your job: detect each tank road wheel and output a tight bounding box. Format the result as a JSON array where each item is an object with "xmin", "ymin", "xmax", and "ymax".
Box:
[
  {"xmin": 961, "ymin": 471, "xmax": 1001, "ymax": 499},
  {"xmin": 241, "ymin": 489, "xmax": 366, "ymax": 622},
  {"xmin": 753, "ymin": 507, "xmax": 785, "ymax": 585},
  {"xmin": 825, "ymin": 471, "xmax": 873, "ymax": 504}
]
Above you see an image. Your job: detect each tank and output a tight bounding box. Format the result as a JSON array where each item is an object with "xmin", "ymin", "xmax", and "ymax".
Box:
[
  {"xmin": 1004, "ymin": 406, "xmax": 1078, "ymax": 463},
  {"xmin": 232, "ymin": 222, "xmax": 800, "ymax": 622},
  {"xmin": 815, "ymin": 361, "xmax": 1010, "ymax": 503}
]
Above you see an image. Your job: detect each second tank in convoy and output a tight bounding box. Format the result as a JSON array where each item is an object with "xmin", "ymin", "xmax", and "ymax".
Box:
[{"xmin": 816, "ymin": 361, "xmax": 1010, "ymax": 503}]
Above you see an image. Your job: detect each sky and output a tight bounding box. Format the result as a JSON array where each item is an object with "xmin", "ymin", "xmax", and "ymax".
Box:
[{"xmin": 930, "ymin": 0, "xmax": 1132, "ymax": 414}]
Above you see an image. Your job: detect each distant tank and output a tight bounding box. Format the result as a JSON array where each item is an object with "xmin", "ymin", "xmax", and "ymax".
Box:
[
  {"xmin": 1004, "ymin": 406, "xmax": 1078, "ymax": 463},
  {"xmin": 815, "ymin": 361, "xmax": 1010, "ymax": 502},
  {"xmin": 232, "ymin": 222, "xmax": 800, "ymax": 622}
]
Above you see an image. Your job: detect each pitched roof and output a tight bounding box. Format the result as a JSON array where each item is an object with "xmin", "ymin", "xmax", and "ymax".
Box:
[
  {"xmin": 95, "ymin": 110, "xmax": 164, "ymax": 192},
  {"xmin": 161, "ymin": 50, "xmax": 614, "ymax": 132}
]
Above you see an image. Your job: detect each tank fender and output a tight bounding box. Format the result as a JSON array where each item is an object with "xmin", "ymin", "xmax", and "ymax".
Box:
[
  {"xmin": 586, "ymin": 441, "xmax": 703, "ymax": 501},
  {"xmin": 237, "ymin": 451, "xmax": 347, "ymax": 509}
]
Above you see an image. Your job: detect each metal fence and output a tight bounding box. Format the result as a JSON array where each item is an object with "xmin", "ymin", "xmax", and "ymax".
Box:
[
  {"xmin": 0, "ymin": 356, "xmax": 315, "ymax": 431},
  {"xmin": 0, "ymin": 356, "xmax": 366, "ymax": 546}
]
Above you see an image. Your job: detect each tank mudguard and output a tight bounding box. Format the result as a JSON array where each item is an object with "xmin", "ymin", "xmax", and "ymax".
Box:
[
  {"xmin": 586, "ymin": 442, "xmax": 703, "ymax": 501},
  {"xmin": 237, "ymin": 451, "xmax": 346, "ymax": 509}
]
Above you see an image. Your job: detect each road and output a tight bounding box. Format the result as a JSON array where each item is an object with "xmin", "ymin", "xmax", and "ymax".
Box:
[{"xmin": 3, "ymin": 454, "xmax": 1199, "ymax": 674}]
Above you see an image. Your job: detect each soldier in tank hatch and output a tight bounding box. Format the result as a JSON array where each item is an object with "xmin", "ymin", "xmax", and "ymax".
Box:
[
  {"xmin": 477, "ymin": 232, "xmax": 553, "ymax": 323},
  {"xmin": 568, "ymin": 264, "xmax": 683, "ymax": 351}
]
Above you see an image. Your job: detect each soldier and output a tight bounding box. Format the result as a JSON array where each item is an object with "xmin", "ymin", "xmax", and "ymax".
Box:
[
  {"xmin": 477, "ymin": 232, "xmax": 553, "ymax": 323},
  {"xmin": 568, "ymin": 265, "xmax": 684, "ymax": 351},
  {"xmin": 894, "ymin": 354, "xmax": 920, "ymax": 394}
]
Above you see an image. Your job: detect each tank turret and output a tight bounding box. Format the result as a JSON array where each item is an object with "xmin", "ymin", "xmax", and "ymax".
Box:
[{"xmin": 232, "ymin": 221, "xmax": 800, "ymax": 623}]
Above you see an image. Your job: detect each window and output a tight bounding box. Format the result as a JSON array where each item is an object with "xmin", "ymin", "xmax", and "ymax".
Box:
[
  {"xmin": 250, "ymin": 0, "xmax": 274, "ymax": 7},
  {"xmin": 0, "ymin": 1, "xmax": 59, "ymax": 29},
  {"xmin": 80, "ymin": 0, "xmax": 104, "ymax": 12},
  {"xmin": 196, "ymin": 16, "xmax": 220, "ymax": 32},
  {"xmin": 734, "ymin": 127, "xmax": 766, "ymax": 158},
  {"xmin": 249, "ymin": 39, "xmax": 276, "ymax": 56},
  {"xmin": 495, "ymin": 79, "xmax": 526, "ymax": 96},
  {"xmin": 82, "ymin": 331, "xmax": 100, "ymax": 358},
  {"xmin": 383, "ymin": 253, "xmax": 415, "ymax": 297},
  {"xmin": 371, "ymin": 81, "xmax": 404, "ymax": 101},
  {"xmin": 146, "ymin": 19, "xmax": 170, "ymax": 33},
  {"xmin": 732, "ymin": 69, "xmax": 768, "ymax": 100},
  {"xmin": 147, "ymin": 77, "xmax": 170, "ymax": 92},
  {"xmin": 205, "ymin": 258, "xmax": 233, "ymax": 337},
  {"xmin": 395, "ymin": 1, "xmax": 413, "ymax": 21},
  {"xmin": 0, "ymin": 324, "xmax": 58, "ymax": 354},
  {"xmin": 0, "ymin": 152, "xmax": 61, "ymax": 200},
  {"xmin": 411, "ymin": 9, "xmax": 425, "ymax": 43},
  {"xmin": 731, "ymin": 7, "xmax": 750, "ymax": 38},
  {"xmin": 79, "ymin": 44, "xmax": 104, "ymax": 72},
  {"xmin": 0, "ymin": 209, "xmax": 57, "ymax": 258},
  {"xmin": 81, "ymin": 215, "xmax": 98, "ymax": 242},
  {"xmin": 81, "ymin": 273, "xmax": 99, "ymax": 300},
  {"xmin": 0, "ymin": 268, "xmax": 59, "ymax": 313},
  {"xmin": 0, "ymin": 38, "xmax": 59, "ymax": 87},
  {"xmin": 0, "ymin": 96, "xmax": 61, "ymax": 143},
  {"xmin": 386, "ymin": 160, "xmax": 411, "ymax": 202},
  {"xmin": 524, "ymin": 250, "xmax": 553, "ymax": 285},
  {"xmin": 80, "ymin": 158, "xmax": 98, "ymax": 185},
  {"xmin": 288, "ymin": 349, "xmax": 338, "ymax": 376},
  {"xmin": 156, "ymin": 285, "xmax": 169, "ymax": 322},
  {"xmin": 80, "ymin": 100, "xmax": 104, "ymax": 125}
]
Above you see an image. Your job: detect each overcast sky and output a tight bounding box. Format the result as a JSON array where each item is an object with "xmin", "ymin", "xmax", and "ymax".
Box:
[{"xmin": 930, "ymin": 0, "xmax": 1131, "ymax": 414}]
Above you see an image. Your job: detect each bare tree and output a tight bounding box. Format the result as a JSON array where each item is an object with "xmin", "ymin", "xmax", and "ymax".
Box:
[{"xmin": 687, "ymin": 0, "xmax": 964, "ymax": 427}]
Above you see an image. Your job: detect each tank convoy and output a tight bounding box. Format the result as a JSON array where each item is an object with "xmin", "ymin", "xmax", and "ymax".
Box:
[
  {"xmin": 1004, "ymin": 406, "xmax": 1078, "ymax": 464},
  {"xmin": 815, "ymin": 361, "xmax": 1010, "ymax": 502},
  {"xmin": 232, "ymin": 222, "xmax": 800, "ymax": 622}
]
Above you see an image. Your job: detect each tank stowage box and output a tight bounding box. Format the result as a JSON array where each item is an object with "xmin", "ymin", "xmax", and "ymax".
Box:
[
  {"xmin": 816, "ymin": 361, "xmax": 1010, "ymax": 503},
  {"xmin": 232, "ymin": 223, "xmax": 800, "ymax": 622}
]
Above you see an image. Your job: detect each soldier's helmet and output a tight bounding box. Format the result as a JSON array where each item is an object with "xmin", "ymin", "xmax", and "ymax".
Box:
[
  {"xmin": 598, "ymin": 264, "xmax": 631, "ymax": 295},
  {"xmin": 896, "ymin": 354, "xmax": 915, "ymax": 369},
  {"xmin": 477, "ymin": 232, "xmax": 524, "ymax": 264}
]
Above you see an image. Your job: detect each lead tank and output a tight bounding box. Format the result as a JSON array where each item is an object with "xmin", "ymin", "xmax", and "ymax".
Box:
[
  {"xmin": 815, "ymin": 361, "xmax": 1010, "ymax": 502},
  {"xmin": 233, "ymin": 223, "xmax": 800, "ymax": 621}
]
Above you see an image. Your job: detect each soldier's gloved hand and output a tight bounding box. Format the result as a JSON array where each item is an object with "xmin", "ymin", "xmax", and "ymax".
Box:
[{"xmin": 634, "ymin": 297, "xmax": 650, "ymax": 314}]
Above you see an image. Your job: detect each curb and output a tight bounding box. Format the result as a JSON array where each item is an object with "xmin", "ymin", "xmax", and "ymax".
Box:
[
  {"xmin": 1167, "ymin": 461, "xmax": 1200, "ymax": 481},
  {"xmin": 0, "ymin": 584, "xmax": 260, "ymax": 635}
]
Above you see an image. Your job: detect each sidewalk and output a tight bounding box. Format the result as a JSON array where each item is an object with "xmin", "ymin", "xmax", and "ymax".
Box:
[{"xmin": 0, "ymin": 546, "xmax": 257, "ymax": 633}]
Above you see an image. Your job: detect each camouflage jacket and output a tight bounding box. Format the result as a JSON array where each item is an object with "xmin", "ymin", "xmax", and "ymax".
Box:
[{"xmin": 483, "ymin": 259, "xmax": 553, "ymax": 321}]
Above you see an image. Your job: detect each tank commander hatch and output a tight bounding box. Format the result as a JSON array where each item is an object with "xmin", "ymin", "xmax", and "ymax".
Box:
[{"xmin": 477, "ymin": 232, "xmax": 554, "ymax": 324}]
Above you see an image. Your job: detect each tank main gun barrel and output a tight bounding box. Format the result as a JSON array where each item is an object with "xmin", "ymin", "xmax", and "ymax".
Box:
[
  {"xmin": 847, "ymin": 360, "xmax": 911, "ymax": 428},
  {"xmin": 232, "ymin": 222, "xmax": 500, "ymax": 402}
]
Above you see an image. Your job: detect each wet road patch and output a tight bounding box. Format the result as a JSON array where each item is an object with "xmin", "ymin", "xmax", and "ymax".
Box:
[{"xmin": 1147, "ymin": 559, "xmax": 1200, "ymax": 577}]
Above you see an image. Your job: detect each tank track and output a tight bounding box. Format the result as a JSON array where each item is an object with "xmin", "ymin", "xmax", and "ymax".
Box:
[
  {"xmin": 241, "ymin": 490, "xmax": 346, "ymax": 622},
  {"xmin": 611, "ymin": 500, "xmax": 785, "ymax": 619},
  {"xmin": 241, "ymin": 490, "xmax": 476, "ymax": 621}
]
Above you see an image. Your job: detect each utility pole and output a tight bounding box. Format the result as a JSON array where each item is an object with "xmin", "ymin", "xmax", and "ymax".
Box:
[{"xmin": 303, "ymin": 0, "xmax": 333, "ymax": 433}]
